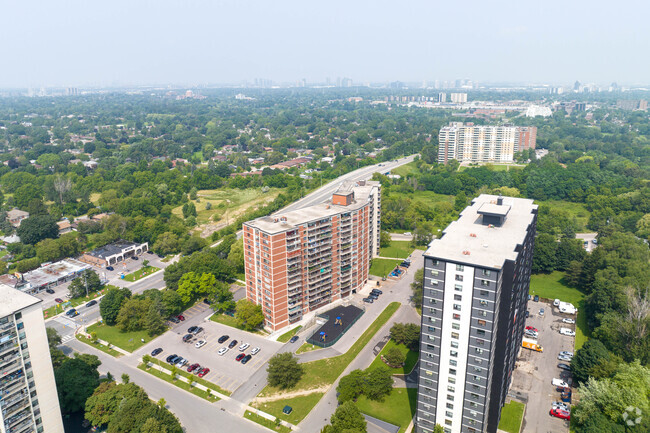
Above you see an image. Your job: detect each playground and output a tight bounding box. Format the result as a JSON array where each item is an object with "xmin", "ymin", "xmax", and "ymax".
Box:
[{"xmin": 306, "ymin": 305, "xmax": 364, "ymax": 348}]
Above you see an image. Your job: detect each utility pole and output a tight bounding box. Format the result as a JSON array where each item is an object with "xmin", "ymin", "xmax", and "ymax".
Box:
[{"xmin": 83, "ymin": 271, "xmax": 89, "ymax": 298}]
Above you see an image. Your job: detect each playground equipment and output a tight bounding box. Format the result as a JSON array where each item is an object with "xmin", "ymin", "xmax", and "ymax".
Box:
[
  {"xmin": 335, "ymin": 316, "xmax": 342, "ymax": 326},
  {"xmin": 319, "ymin": 331, "xmax": 327, "ymax": 342}
]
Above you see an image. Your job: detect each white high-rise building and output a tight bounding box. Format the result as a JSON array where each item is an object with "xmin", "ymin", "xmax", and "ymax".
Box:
[{"xmin": 0, "ymin": 287, "xmax": 64, "ymax": 433}]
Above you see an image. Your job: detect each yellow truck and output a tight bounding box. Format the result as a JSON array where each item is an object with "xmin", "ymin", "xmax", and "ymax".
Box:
[{"xmin": 522, "ymin": 337, "xmax": 543, "ymax": 352}]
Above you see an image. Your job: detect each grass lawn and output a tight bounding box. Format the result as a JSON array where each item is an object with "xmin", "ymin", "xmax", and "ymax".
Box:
[
  {"xmin": 261, "ymin": 302, "xmax": 401, "ymax": 396},
  {"xmin": 537, "ymin": 200, "xmax": 591, "ymax": 231},
  {"xmin": 367, "ymin": 340, "xmax": 418, "ymax": 375},
  {"xmin": 75, "ymin": 334, "xmax": 122, "ymax": 357},
  {"xmin": 529, "ymin": 271, "xmax": 590, "ymax": 350},
  {"xmin": 252, "ymin": 392, "xmax": 324, "ymax": 425},
  {"xmin": 369, "ymin": 258, "xmax": 402, "ymax": 278},
  {"xmin": 391, "ymin": 161, "xmax": 420, "ymax": 177},
  {"xmin": 123, "ymin": 266, "xmax": 160, "ymax": 282},
  {"xmin": 296, "ymin": 343, "xmax": 321, "ymax": 354},
  {"xmin": 43, "ymin": 286, "xmax": 115, "ymax": 319},
  {"xmin": 87, "ymin": 322, "xmax": 160, "ymax": 353},
  {"xmin": 0, "ymin": 250, "xmax": 8, "ymax": 258},
  {"xmin": 243, "ymin": 411, "xmax": 292, "ymax": 433},
  {"xmin": 277, "ymin": 326, "xmax": 302, "ymax": 343},
  {"xmin": 210, "ymin": 313, "xmax": 267, "ymax": 336},
  {"xmin": 379, "ymin": 241, "xmax": 415, "ymax": 259},
  {"xmin": 498, "ymin": 400, "xmax": 525, "ymax": 433},
  {"xmin": 356, "ymin": 387, "xmax": 417, "ymax": 433},
  {"xmin": 137, "ymin": 364, "xmax": 220, "ymax": 403}
]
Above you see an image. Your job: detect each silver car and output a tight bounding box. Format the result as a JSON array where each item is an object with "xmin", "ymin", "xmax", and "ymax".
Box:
[{"xmin": 251, "ymin": 347, "xmax": 260, "ymax": 355}]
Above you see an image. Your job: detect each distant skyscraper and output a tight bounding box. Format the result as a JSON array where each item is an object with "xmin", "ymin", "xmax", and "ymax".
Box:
[
  {"xmin": 415, "ymin": 195, "xmax": 538, "ymax": 433},
  {"xmin": 573, "ymin": 80, "xmax": 581, "ymax": 92},
  {"xmin": 0, "ymin": 287, "xmax": 65, "ymax": 433},
  {"xmin": 450, "ymin": 93, "xmax": 468, "ymax": 103},
  {"xmin": 438, "ymin": 93, "xmax": 447, "ymax": 103},
  {"xmin": 437, "ymin": 123, "xmax": 537, "ymax": 164}
]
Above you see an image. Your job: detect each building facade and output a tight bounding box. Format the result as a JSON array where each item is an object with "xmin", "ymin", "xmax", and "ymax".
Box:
[
  {"xmin": 243, "ymin": 181, "xmax": 380, "ymax": 331},
  {"xmin": 0, "ymin": 287, "xmax": 65, "ymax": 433},
  {"xmin": 80, "ymin": 240, "xmax": 148, "ymax": 267},
  {"xmin": 416, "ymin": 195, "xmax": 537, "ymax": 433},
  {"xmin": 437, "ymin": 123, "xmax": 537, "ymax": 164}
]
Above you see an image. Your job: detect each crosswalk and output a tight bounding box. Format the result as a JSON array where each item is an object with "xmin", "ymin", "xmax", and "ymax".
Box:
[{"xmin": 61, "ymin": 334, "xmax": 74, "ymax": 344}]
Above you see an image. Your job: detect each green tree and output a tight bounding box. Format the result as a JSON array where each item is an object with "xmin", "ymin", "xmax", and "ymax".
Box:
[
  {"xmin": 336, "ymin": 369, "xmax": 367, "ymax": 403},
  {"xmin": 141, "ymin": 418, "xmax": 168, "ymax": 433},
  {"xmin": 227, "ymin": 240, "xmax": 244, "ymax": 273},
  {"xmin": 17, "ymin": 214, "xmax": 59, "ymax": 244},
  {"xmin": 162, "ymin": 290, "xmax": 183, "ymax": 316},
  {"xmin": 433, "ymin": 425, "xmax": 445, "ymax": 433},
  {"xmin": 181, "ymin": 235, "xmax": 207, "ymax": 255},
  {"xmin": 100, "ymin": 286, "xmax": 132, "ymax": 326},
  {"xmin": 143, "ymin": 301, "xmax": 167, "ymax": 336},
  {"xmin": 454, "ymin": 191, "xmax": 468, "ymax": 211},
  {"xmin": 153, "ymin": 232, "xmax": 181, "ymax": 256},
  {"xmin": 410, "ymin": 268, "xmax": 424, "ymax": 309},
  {"xmin": 121, "ymin": 373, "xmax": 130, "ymax": 384},
  {"xmin": 383, "ymin": 346, "xmax": 405, "ymax": 367},
  {"xmin": 267, "ymin": 352, "xmax": 304, "ymax": 389},
  {"xmin": 235, "ymin": 299, "xmax": 264, "ymax": 331},
  {"xmin": 68, "ymin": 270, "xmax": 103, "ymax": 298},
  {"xmin": 379, "ymin": 230, "xmax": 391, "ymax": 248},
  {"xmin": 55, "ymin": 356, "xmax": 100, "ymax": 414},
  {"xmin": 46, "ymin": 327, "xmax": 62, "ymax": 349},
  {"xmin": 364, "ymin": 366, "xmax": 393, "ymax": 401},
  {"xmin": 532, "ymin": 233, "xmax": 558, "ymax": 273},
  {"xmin": 572, "ymin": 339, "xmax": 618, "ymax": 384},
  {"xmin": 117, "ymin": 297, "xmax": 152, "ymax": 332},
  {"xmin": 329, "ymin": 401, "xmax": 367, "ymax": 433}
]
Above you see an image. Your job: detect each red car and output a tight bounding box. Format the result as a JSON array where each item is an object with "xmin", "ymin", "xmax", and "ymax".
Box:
[
  {"xmin": 525, "ymin": 326, "xmax": 538, "ymax": 332},
  {"xmin": 55, "ymin": 298, "xmax": 64, "ymax": 303},
  {"xmin": 235, "ymin": 353, "xmax": 245, "ymax": 362},
  {"xmin": 187, "ymin": 363, "xmax": 200, "ymax": 373},
  {"xmin": 178, "ymin": 315, "xmax": 185, "ymax": 321},
  {"xmin": 198, "ymin": 368, "xmax": 210, "ymax": 378},
  {"xmin": 550, "ymin": 408, "xmax": 570, "ymax": 420}
]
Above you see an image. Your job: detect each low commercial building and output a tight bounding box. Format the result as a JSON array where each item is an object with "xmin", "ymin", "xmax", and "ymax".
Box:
[
  {"xmin": 0, "ymin": 286, "xmax": 65, "ymax": 432},
  {"xmin": 80, "ymin": 240, "xmax": 148, "ymax": 267},
  {"xmin": 22, "ymin": 259, "xmax": 91, "ymax": 293}
]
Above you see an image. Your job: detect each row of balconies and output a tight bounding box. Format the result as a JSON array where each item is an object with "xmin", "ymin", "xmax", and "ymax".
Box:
[{"xmin": 5, "ymin": 408, "xmax": 33, "ymax": 433}]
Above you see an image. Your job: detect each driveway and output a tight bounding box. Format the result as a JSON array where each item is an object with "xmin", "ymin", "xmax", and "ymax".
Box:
[
  {"xmin": 575, "ymin": 233, "xmax": 598, "ymax": 253},
  {"xmin": 510, "ymin": 300, "xmax": 574, "ymax": 433}
]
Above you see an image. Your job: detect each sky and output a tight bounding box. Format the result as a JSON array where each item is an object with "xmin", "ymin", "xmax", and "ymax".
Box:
[{"xmin": 1, "ymin": 0, "xmax": 649, "ymax": 88}]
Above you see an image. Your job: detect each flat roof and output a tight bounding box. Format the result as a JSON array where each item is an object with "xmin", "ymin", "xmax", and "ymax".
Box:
[
  {"xmin": 424, "ymin": 194, "xmax": 537, "ymax": 269},
  {"xmin": 246, "ymin": 181, "xmax": 379, "ymax": 234},
  {"xmin": 23, "ymin": 258, "xmax": 91, "ymax": 288},
  {"xmin": 477, "ymin": 202, "xmax": 510, "ymax": 217},
  {"xmin": 0, "ymin": 285, "xmax": 41, "ymax": 317},
  {"xmin": 86, "ymin": 240, "xmax": 143, "ymax": 259}
]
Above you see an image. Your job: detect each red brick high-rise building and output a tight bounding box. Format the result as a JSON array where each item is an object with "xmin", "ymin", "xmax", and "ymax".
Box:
[{"xmin": 243, "ymin": 181, "xmax": 381, "ymax": 331}]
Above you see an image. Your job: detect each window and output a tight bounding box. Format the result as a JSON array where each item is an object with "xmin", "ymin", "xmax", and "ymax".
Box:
[
  {"xmin": 454, "ymin": 284, "xmax": 463, "ymax": 292},
  {"xmin": 478, "ymin": 319, "xmax": 487, "ymax": 326},
  {"xmin": 431, "ymin": 271, "xmax": 439, "ymax": 277},
  {"xmin": 481, "ymin": 280, "xmax": 489, "ymax": 287},
  {"xmin": 473, "ymin": 375, "xmax": 482, "ymax": 382},
  {"xmin": 470, "ymin": 402, "xmax": 478, "ymax": 408},
  {"xmin": 453, "ymin": 304, "xmax": 461, "ymax": 311},
  {"xmin": 446, "ymin": 411, "xmax": 453, "ymax": 418},
  {"xmin": 475, "ymin": 348, "xmax": 484, "ymax": 354},
  {"xmin": 447, "ymin": 394, "xmax": 454, "ymax": 401},
  {"xmin": 480, "ymin": 300, "xmax": 488, "ymax": 306},
  {"xmin": 477, "ymin": 330, "xmax": 486, "ymax": 336},
  {"xmin": 451, "ymin": 341, "xmax": 459, "ymax": 348},
  {"xmin": 445, "ymin": 419, "xmax": 452, "ymax": 426},
  {"xmin": 478, "ymin": 310, "xmax": 487, "ymax": 317},
  {"xmin": 431, "ymin": 280, "xmax": 438, "ymax": 286},
  {"xmin": 450, "ymin": 350, "xmax": 458, "ymax": 357},
  {"xmin": 428, "ymin": 326, "xmax": 435, "ymax": 332},
  {"xmin": 453, "ymin": 313, "xmax": 461, "ymax": 320},
  {"xmin": 452, "ymin": 323, "xmax": 460, "ymax": 330},
  {"xmin": 449, "ymin": 368, "xmax": 456, "ymax": 376},
  {"xmin": 474, "ymin": 367, "xmax": 482, "ymax": 373},
  {"xmin": 482, "ymin": 269, "xmax": 491, "ymax": 276},
  {"xmin": 448, "ymin": 377, "xmax": 456, "ymax": 384},
  {"xmin": 446, "ymin": 403, "xmax": 454, "ymax": 409},
  {"xmin": 476, "ymin": 338, "xmax": 484, "ymax": 345},
  {"xmin": 447, "ymin": 386, "xmax": 455, "ymax": 392},
  {"xmin": 456, "ymin": 264, "xmax": 464, "ymax": 271},
  {"xmin": 480, "ymin": 289, "xmax": 489, "ymax": 295},
  {"xmin": 455, "ymin": 275, "xmax": 463, "ymax": 282},
  {"xmin": 475, "ymin": 357, "xmax": 483, "ymax": 364},
  {"xmin": 472, "ymin": 385, "xmax": 480, "ymax": 391},
  {"xmin": 471, "ymin": 393, "xmax": 479, "ymax": 399},
  {"xmin": 449, "ymin": 359, "xmax": 457, "ymax": 366},
  {"xmin": 451, "ymin": 332, "xmax": 459, "ymax": 339},
  {"xmin": 454, "ymin": 294, "xmax": 462, "ymax": 301}
]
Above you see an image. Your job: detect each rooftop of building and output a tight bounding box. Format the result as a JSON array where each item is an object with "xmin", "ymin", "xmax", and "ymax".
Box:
[
  {"xmin": 0, "ymin": 285, "xmax": 41, "ymax": 317},
  {"xmin": 85, "ymin": 240, "xmax": 144, "ymax": 259},
  {"xmin": 23, "ymin": 258, "xmax": 91, "ymax": 288},
  {"xmin": 424, "ymin": 194, "xmax": 537, "ymax": 269},
  {"xmin": 246, "ymin": 180, "xmax": 380, "ymax": 234}
]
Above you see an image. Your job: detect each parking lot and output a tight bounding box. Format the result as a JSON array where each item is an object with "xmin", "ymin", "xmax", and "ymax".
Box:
[
  {"xmin": 137, "ymin": 305, "xmax": 283, "ymax": 393},
  {"xmin": 511, "ymin": 300, "xmax": 575, "ymax": 433}
]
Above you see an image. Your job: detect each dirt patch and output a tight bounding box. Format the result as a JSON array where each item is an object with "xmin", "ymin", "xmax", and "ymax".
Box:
[{"xmin": 253, "ymin": 386, "xmax": 329, "ymax": 403}]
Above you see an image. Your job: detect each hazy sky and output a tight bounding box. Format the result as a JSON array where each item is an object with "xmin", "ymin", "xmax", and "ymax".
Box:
[{"xmin": 1, "ymin": 0, "xmax": 649, "ymax": 87}]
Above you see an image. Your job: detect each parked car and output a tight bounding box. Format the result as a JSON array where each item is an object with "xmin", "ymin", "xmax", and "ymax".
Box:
[
  {"xmin": 528, "ymin": 294, "xmax": 532, "ymax": 300},
  {"xmin": 552, "ymin": 401, "xmax": 570, "ymax": 411},
  {"xmin": 228, "ymin": 340, "xmax": 238, "ymax": 349},
  {"xmin": 549, "ymin": 408, "xmax": 570, "ymax": 420},
  {"xmin": 362, "ymin": 298, "xmax": 374, "ymax": 303},
  {"xmin": 55, "ymin": 298, "xmax": 64, "ymax": 303},
  {"xmin": 132, "ymin": 256, "xmax": 139, "ymax": 260},
  {"xmin": 195, "ymin": 340, "xmax": 207, "ymax": 348},
  {"xmin": 45, "ymin": 288, "xmax": 55, "ymax": 294},
  {"xmin": 368, "ymin": 294, "xmax": 378, "ymax": 300},
  {"xmin": 554, "ymin": 299, "xmax": 561, "ymax": 307},
  {"xmin": 552, "ymin": 378, "xmax": 569, "ymax": 388},
  {"xmin": 525, "ymin": 311, "xmax": 530, "ymax": 318},
  {"xmin": 192, "ymin": 327, "xmax": 203, "ymax": 335},
  {"xmin": 539, "ymin": 308, "xmax": 545, "ymax": 316},
  {"xmin": 562, "ymin": 318, "xmax": 576, "ymax": 324},
  {"xmin": 235, "ymin": 353, "xmax": 245, "ymax": 362},
  {"xmin": 198, "ymin": 368, "xmax": 210, "ymax": 378},
  {"xmin": 218, "ymin": 335, "xmax": 229, "ymax": 344},
  {"xmin": 147, "ymin": 250, "xmax": 154, "ymax": 254},
  {"xmin": 241, "ymin": 354, "xmax": 252, "ymax": 364},
  {"xmin": 106, "ymin": 266, "xmax": 114, "ymax": 271},
  {"xmin": 560, "ymin": 328, "xmax": 575, "ymax": 337},
  {"xmin": 558, "ymin": 363, "xmax": 571, "ymax": 371},
  {"xmin": 525, "ymin": 326, "xmax": 538, "ymax": 332},
  {"xmin": 371, "ymin": 289, "xmax": 383, "ymax": 295},
  {"xmin": 177, "ymin": 315, "xmax": 185, "ymax": 321},
  {"xmin": 175, "ymin": 358, "xmax": 187, "ymax": 368},
  {"xmin": 218, "ymin": 347, "xmax": 229, "ymax": 356},
  {"xmin": 238, "ymin": 342, "xmax": 250, "ymax": 352},
  {"xmin": 169, "ymin": 355, "xmax": 181, "ymax": 365},
  {"xmin": 187, "ymin": 363, "xmax": 200, "ymax": 373},
  {"xmin": 558, "ymin": 354, "xmax": 573, "ymax": 362},
  {"xmin": 188, "ymin": 326, "xmax": 198, "ymax": 334},
  {"xmin": 289, "ymin": 336, "xmax": 299, "ymax": 343},
  {"xmin": 533, "ymin": 295, "xmax": 539, "ymax": 302},
  {"xmin": 203, "ymin": 298, "xmax": 212, "ymax": 305},
  {"xmin": 157, "ymin": 254, "xmax": 165, "ymax": 258},
  {"xmin": 66, "ymin": 308, "xmax": 78, "ymax": 317},
  {"xmin": 166, "ymin": 354, "xmax": 179, "ymax": 364},
  {"xmin": 86, "ymin": 300, "xmax": 97, "ymax": 308},
  {"xmin": 251, "ymin": 347, "xmax": 260, "ymax": 355},
  {"xmin": 559, "ymin": 351, "xmax": 574, "ymax": 357},
  {"xmin": 151, "ymin": 348, "xmax": 163, "ymax": 356}
]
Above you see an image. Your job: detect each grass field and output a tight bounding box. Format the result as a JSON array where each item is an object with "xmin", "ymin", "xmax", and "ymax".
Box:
[
  {"xmin": 390, "ymin": 190, "xmax": 453, "ymax": 207},
  {"xmin": 356, "ymin": 387, "xmax": 417, "ymax": 433},
  {"xmin": 75, "ymin": 334, "xmax": 122, "ymax": 357},
  {"xmin": 390, "ymin": 161, "xmax": 420, "ymax": 177},
  {"xmin": 367, "ymin": 340, "xmax": 419, "ymax": 375},
  {"xmin": 87, "ymin": 322, "xmax": 160, "ymax": 353},
  {"xmin": 296, "ymin": 342, "xmax": 321, "ymax": 354},
  {"xmin": 261, "ymin": 302, "xmax": 401, "ymax": 397},
  {"xmin": 369, "ymin": 258, "xmax": 402, "ymax": 277},
  {"xmin": 42, "ymin": 285, "xmax": 114, "ymax": 319},
  {"xmin": 379, "ymin": 240, "xmax": 415, "ymax": 259},
  {"xmin": 277, "ymin": 326, "xmax": 302, "ymax": 343},
  {"xmin": 252, "ymin": 392, "xmax": 324, "ymax": 425},
  {"xmin": 210, "ymin": 313, "xmax": 267, "ymax": 335},
  {"xmin": 537, "ymin": 200, "xmax": 591, "ymax": 231},
  {"xmin": 243, "ymin": 411, "xmax": 292, "ymax": 433},
  {"xmin": 123, "ymin": 266, "xmax": 159, "ymax": 282},
  {"xmin": 137, "ymin": 364, "xmax": 220, "ymax": 403},
  {"xmin": 529, "ymin": 271, "xmax": 590, "ymax": 350},
  {"xmin": 172, "ymin": 188, "xmax": 281, "ymax": 234},
  {"xmin": 498, "ymin": 400, "xmax": 525, "ymax": 433}
]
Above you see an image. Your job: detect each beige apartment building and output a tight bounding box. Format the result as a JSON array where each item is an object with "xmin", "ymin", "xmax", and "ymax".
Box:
[
  {"xmin": 0, "ymin": 287, "xmax": 64, "ymax": 433},
  {"xmin": 243, "ymin": 181, "xmax": 381, "ymax": 331}
]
